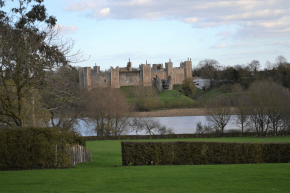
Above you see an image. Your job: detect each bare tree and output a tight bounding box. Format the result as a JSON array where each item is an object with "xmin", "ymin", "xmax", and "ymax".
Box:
[
  {"xmin": 276, "ymin": 55, "xmax": 287, "ymax": 65},
  {"xmin": 129, "ymin": 117, "xmax": 174, "ymax": 138},
  {"xmin": 248, "ymin": 60, "xmax": 261, "ymax": 73},
  {"xmin": 234, "ymin": 91, "xmax": 251, "ymax": 135},
  {"xmin": 87, "ymin": 88, "xmax": 133, "ymax": 136},
  {"xmin": 206, "ymin": 94, "xmax": 232, "ymax": 136},
  {"xmin": 198, "ymin": 59, "xmax": 220, "ymax": 86},
  {"xmin": 139, "ymin": 117, "xmax": 161, "ymax": 139},
  {"xmin": 259, "ymin": 81, "xmax": 290, "ymax": 135},
  {"xmin": 41, "ymin": 66, "xmax": 90, "ymax": 132},
  {"xmin": 157, "ymin": 125, "xmax": 175, "ymax": 135},
  {"xmin": 195, "ymin": 121, "xmax": 217, "ymax": 134},
  {"xmin": 129, "ymin": 117, "xmax": 145, "ymax": 135},
  {"xmin": 246, "ymin": 80, "xmax": 290, "ymax": 136}
]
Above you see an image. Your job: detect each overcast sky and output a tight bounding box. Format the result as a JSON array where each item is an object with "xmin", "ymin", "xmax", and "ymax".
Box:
[{"xmin": 3, "ymin": 0, "xmax": 290, "ymax": 70}]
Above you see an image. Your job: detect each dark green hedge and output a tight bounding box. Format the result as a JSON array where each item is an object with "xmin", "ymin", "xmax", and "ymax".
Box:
[
  {"xmin": 121, "ymin": 141, "xmax": 290, "ymax": 166},
  {"xmin": 0, "ymin": 127, "xmax": 87, "ymax": 171}
]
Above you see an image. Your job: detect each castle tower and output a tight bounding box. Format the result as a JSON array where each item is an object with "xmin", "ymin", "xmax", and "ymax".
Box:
[
  {"xmin": 141, "ymin": 61, "xmax": 151, "ymax": 87},
  {"xmin": 111, "ymin": 66, "xmax": 120, "ymax": 88},
  {"xmin": 180, "ymin": 58, "xmax": 192, "ymax": 80},
  {"xmin": 79, "ymin": 67, "xmax": 91, "ymax": 91},
  {"xmin": 127, "ymin": 59, "xmax": 132, "ymax": 71},
  {"xmin": 93, "ymin": 64, "xmax": 100, "ymax": 73},
  {"xmin": 165, "ymin": 58, "xmax": 173, "ymax": 90},
  {"xmin": 165, "ymin": 58, "xmax": 173, "ymax": 78}
]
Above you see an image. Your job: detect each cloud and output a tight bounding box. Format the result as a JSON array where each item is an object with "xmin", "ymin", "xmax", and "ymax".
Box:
[
  {"xmin": 210, "ymin": 44, "xmax": 227, "ymax": 49},
  {"xmin": 100, "ymin": 8, "xmax": 110, "ymax": 16},
  {"xmin": 184, "ymin": 17, "xmax": 198, "ymax": 23},
  {"xmin": 55, "ymin": 24, "xmax": 79, "ymax": 34},
  {"xmin": 271, "ymin": 40, "xmax": 290, "ymax": 48},
  {"xmin": 209, "ymin": 43, "xmax": 255, "ymax": 49},
  {"xmin": 63, "ymin": 0, "xmax": 290, "ymax": 38},
  {"xmin": 227, "ymin": 50, "xmax": 276, "ymax": 56},
  {"xmin": 217, "ymin": 31, "xmax": 231, "ymax": 36}
]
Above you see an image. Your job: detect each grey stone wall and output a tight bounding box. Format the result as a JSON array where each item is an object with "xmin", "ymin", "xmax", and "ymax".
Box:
[{"xmin": 119, "ymin": 71, "xmax": 142, "ymax": 86}]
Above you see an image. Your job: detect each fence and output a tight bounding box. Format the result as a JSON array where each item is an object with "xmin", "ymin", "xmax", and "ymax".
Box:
[{"xmin": 55, "ymin": 143, "xmax": 92, "ymax": 167}]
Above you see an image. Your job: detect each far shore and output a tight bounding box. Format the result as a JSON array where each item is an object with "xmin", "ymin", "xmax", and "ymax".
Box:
[{"xmin": 130, "ymin": 107, "xmax": 237, "ymax": 117}]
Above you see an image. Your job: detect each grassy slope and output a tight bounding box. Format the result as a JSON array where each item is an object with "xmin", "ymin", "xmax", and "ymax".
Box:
[
  {"xmin": 159, "ymin": 90, "xmax": 196, "ymax": 108},
  {"xmin": 1, "ymin": 137, "xmax": 290, "ymax": 193},
  {"xmin": 201, "ymin": 88, "xmax": 221, "ymax": 101},
  {"xmin": 120, "ymin": 86, "xmax": 196, "ymax": 107}
]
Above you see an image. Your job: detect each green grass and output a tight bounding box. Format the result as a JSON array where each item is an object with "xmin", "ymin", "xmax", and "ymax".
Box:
[
  {"xmin": 158, "ymin": 90, "xmax": 196, "ymax": 107},
  {"xmin": 159, "ymin": 90, "xmax": 184, "ymax": 98},
  {"xmin": 173, "ymin": 84, "xmax": 182, "ymax": 91},
  {"xmin": 1, "ymin": 136, "xmax": 290, "ymax": 193},
  {"xmin": 195, "ymin": 87, "xmax": 204, "ymax": 95},
  {"xmin": 223, "ymin": 92, "xmax": 236, "ymax": 99},
  {"xmin": 201, "ymin": 88, "xmax": 221, "ymax": 101}
]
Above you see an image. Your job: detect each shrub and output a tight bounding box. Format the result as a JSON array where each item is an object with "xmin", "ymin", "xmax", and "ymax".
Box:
[{"xmin": 181, "ymin": 78, "xmax": 197, "ymax": 97}]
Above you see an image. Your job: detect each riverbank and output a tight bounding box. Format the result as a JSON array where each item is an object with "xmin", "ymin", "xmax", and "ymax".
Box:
[
  {"xmin": 131, "ymin": 108, "xmax": 207, "ymax": 117},
  {"xmin": 130, "ymin": 107, "xmax": 237, "ymax": 117}
]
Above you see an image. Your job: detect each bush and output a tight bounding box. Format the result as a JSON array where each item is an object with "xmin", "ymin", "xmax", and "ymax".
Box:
[{"xmin": 180, "ymin": 78, "xmax": 197, "ymax": 97}]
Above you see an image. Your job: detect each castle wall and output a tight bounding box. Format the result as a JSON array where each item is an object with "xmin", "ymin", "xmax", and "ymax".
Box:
[
  {"xmin": 91, "ymin": 72, "xmax": 111, "ymax": 88},
  {"xmin": 151, "ymin": 71, "xmax": 167, "ymax": 81},
  {"xmin": 173, "ymin": 67, "xmax": 184, "ymax": 85},
  {"xmin": 119, "ymin": 71, "xmax": 142, "ymax": 86},
  {"xmin": 111, "ymin": 67, "xmax": 120, "ymax": 88},
  {"xmin": 80, "ymin": 59, "xmax": 192, "ymax": 91}
]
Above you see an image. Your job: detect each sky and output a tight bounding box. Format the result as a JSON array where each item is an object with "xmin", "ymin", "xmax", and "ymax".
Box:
[{"xmin": 2, "ymin": 0, "xmax": 290, "ymax": 70}]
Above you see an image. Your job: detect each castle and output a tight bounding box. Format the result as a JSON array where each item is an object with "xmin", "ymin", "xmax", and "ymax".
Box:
[{"xmin": 79, "ymin": 58, "xmax": 193, "ymax": 92}]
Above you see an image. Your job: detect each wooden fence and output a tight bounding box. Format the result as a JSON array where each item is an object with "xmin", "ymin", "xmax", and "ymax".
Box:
[{"xmin": 55, "ymin": 144, "xmax": 92, "ymax": 167}]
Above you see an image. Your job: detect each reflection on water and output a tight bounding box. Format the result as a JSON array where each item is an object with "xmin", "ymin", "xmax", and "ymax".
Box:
[{"xmin": 75, "ymin": 116, "xmax": 240, "ymax": 136}]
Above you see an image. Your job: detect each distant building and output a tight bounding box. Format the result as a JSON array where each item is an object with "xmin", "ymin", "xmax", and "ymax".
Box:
[
  {"xmin": 79, "ymin": 58, "xmax": 193, "ymax": 92},
  {"xmin": 193, "ymin": 78, "xmax": 211, "ymax": 90}
]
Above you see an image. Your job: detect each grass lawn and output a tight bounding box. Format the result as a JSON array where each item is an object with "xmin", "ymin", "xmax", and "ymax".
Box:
[{"xmin": 1, "ymin": 136, "xmax": 290, "ymax": 193}]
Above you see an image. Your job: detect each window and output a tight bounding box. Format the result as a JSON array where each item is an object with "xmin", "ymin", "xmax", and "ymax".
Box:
[{"xmin": 104, "ymin": 79, "xmax": 106, "ymax": 82}]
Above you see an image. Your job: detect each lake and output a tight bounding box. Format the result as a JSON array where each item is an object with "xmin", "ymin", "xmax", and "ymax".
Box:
[{"xmin": 74, "ymin": 116, "xmax": 241, "ymax": 136}]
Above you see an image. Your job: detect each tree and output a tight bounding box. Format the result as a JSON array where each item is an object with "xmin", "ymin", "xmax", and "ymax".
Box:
[
  {"xmin": 0, "ymin": 0, "xmax": 85, "ymax": 127},
  {"xmin": 247, "ymin": 80, "xmax": 290, "ymax": 136},
  {"xmin": 129, "ymin": 117, "xmax": 174, "ymax": 138},
  {"xmin": 157, "ymin": 125, "xmax": 174, "ymax": 135},
  {"xmin": 248, "ymin": 60, "xmax": 261, "ymax": 73},
  {"xmin": 198, "ymin": 59, "xmax": 220, "ymax": 87},
  {"xmin": 181, "ymin": 78, "xmax": 197, "ymax": 97},
  {"xmin": 206, "ymin": 94, "xmax": 232, "ymax": 136},
  {"xmin": 234, "ymin": 91, "xmax": 251, "ymax": 135},
  {"xmin": 222, "ymin": 66, "xmax": 240, "ymax": 83},
  {"xmin": 129, "ymin": 117, "xmax": 145, "ymax": 135},
  {"xmin": 41, "ymin": 66, "xmax": 90, "ymax": 132},
  {"xmin": 195, "ymin": 121, "xmax": 217, "ymax": 134},
  {"xmin": 276, "ymin": 55, "xmax": 287, "ymax": 65},
  {"xmin": 87, "ymin": 88, "xmax": 133, "ymax": 136}
]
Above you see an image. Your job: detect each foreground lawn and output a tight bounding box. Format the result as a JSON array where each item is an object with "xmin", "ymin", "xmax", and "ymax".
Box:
[{"xmin": 1, "ymin": 136, "xmax": 290, "ymax": 193}]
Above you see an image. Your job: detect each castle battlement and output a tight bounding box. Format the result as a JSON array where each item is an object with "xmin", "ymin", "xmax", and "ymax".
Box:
[{"xmin": 79, "ymin": 58, "xmax": 192, "ymax": 91}]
